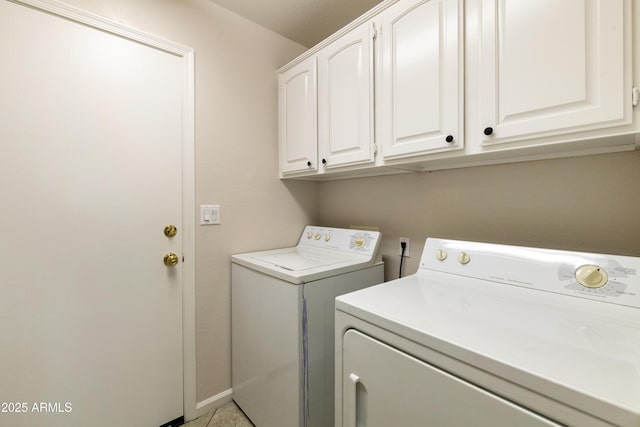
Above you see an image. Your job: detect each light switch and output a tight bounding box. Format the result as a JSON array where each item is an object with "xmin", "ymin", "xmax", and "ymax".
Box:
[{"xmin": 200, "ymin": 204, "xmax": 220, "ymax": 225}]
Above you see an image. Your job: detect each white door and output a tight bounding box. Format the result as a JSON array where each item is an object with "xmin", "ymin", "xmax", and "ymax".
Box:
[
  {"xmin": 341, "ymin": 330, "xmax": 561, "ymax": 427},
  {"xmin": 317, "ymin": 22, "xmax": 375, "ymax": 170},
  {"xmin": 278, "ymin": 56, "xmax": 318, "ymax": 176},
  {"xmin": 477, "ymin": 0, "xmax": 630, "ymax": 146},
  {"xmin": 0, "ymin": 2, "xmax": 186, "ymax": 426},
  {"xmin": 379, "ymin": 0, "xmax": 463, "ymax": 160}
]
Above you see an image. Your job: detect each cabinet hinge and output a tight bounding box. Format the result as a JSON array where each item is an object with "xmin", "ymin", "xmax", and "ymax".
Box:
[
  {"xmin": 371, "ymin": 22, "xmax": 377, "ymax": 41},
  {"xmin": 633, "ymin": 86, "xmax": 639, "ymax": 108}
]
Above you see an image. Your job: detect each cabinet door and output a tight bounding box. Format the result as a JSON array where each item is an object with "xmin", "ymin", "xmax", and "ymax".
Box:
[
  {"xmin": 478, "ymin": 0, "xmax": 630, "ymax": 146},
  {"xmin": 279, "ymin": 56, "xmax": 317, "ymax": 176},
  {"xmin": 318, "ymin": 22, "xmax": 375, "ymax": 170},
  {"xmin": 341, "ymin": 330, "xmax": 561, "ymax": 427},
  {"xmin": 380, "ymin": 0, "xmax": 463, "ymax": 160}
]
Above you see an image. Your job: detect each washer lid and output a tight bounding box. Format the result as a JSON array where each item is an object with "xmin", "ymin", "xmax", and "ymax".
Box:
[
  {"xmin": 251, "ymin": 247, "xmax": 353, "ymax": 272},
  {"xmin": 232, "ymin": 247, "xmax": 375, "ymax": 284},
  {"xmin": 336, "ymin": 272, "xmax": 640, "ymax": 426}
]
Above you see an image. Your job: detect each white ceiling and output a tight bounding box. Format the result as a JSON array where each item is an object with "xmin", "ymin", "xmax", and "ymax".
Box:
[{"xmin": 209, "ymin": 0, "xmax": 385, "ymax": 48}]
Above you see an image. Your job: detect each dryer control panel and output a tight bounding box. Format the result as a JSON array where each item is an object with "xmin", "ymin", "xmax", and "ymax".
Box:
[{"xmin": 420, "ymin": 238, "xmax": 640, "ymax": 308}]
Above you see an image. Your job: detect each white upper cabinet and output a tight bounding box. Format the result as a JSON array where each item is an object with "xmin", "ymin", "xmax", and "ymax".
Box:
[
  {"xmin": 477, "ymin": 0, "xmax": 631, "ymax": 146},
  {"xmin": 277, "ymin": 0, "xmax": 637, "ymax": 179},
  {"xmin": 317, "ymin": 21, "xmax": 376, "ymax": 170},
  {"xmin": 279, "ymin": 56, "xmax": 317, "ymax": 176},
  {"xmin": 379, "ymin": 0, "xmax": 463, "ymax": 160}
]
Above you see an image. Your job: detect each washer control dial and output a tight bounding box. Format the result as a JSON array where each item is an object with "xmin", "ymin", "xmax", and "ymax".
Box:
[
  {"xmin": 307, "ymin": 231, "xmax": 313, "ymax": 239},
  {"xmin": 314, "ymin": 233, "xmax": 321, "ymax": 240},
  {"xmin": 575, "ymin": 265, "xmax": 608, "ymax": 288},
  {"xmin": 354, "ymin": 237, "xmax": 365, "ymax": 248},
  {"xmin": 324, "ymin": 233, "xmax": 331, "ymax": 242},
  {"xmin": 436, "ymin": 249, "xmax": 447, "ymax": 261}
]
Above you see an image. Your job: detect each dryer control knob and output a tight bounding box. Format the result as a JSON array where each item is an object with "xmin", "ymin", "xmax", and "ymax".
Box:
[
  {"xmin": 354, "ymin": 237, "xmax": 365, "ymax": 248},
  {"xmin": 458, "ymin": 252, "xmax": 471, "ymax": 265},
  {"xmin": 575, "ymin": 265, "xmax": 608, "ymax": 288},
  {"xmin": 324, "ymin": 233, "xmax": 331, "ymax": 242},
  {"xmin": 307, "ymin": 231, "xmax": 313, "ymax": 239},
  {"xmin": 436, "ymin": 249, "xmax": 448, "ymax": 261},
  {"xmin": 314, "ymin": 233, "xmax": 321, "ymax": 240}
]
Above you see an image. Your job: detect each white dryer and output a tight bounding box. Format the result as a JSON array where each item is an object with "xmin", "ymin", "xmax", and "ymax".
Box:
[
  {"xmin": 335, "ymin": 238, "xmax": 640, "ymax": 427},
  {"xmin": 232, "ymin": 226, "xmax": 383, "ymax": 427}
]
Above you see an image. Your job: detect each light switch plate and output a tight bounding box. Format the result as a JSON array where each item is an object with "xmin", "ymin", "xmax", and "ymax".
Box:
[{"xmin": 200, "ymin": 204, "xmax": 220, "ymax": 225}]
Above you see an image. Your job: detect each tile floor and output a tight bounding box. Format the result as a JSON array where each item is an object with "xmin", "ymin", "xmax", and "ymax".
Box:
[{"xmin": 182, "ymin": 401, "xmax": 253, "ymax": 427}]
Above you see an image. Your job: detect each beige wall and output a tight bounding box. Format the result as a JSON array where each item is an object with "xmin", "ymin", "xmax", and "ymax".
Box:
[
  {"xmin": 59, "ymin": 0, "xmax": 318, "ymax": 402},
  {"xmin": 318, "ymin": 151, "xmax": 640, "ymax": 282}
]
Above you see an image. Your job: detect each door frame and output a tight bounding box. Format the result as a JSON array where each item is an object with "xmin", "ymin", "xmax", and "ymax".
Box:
[{"xmin": 9, "ymin": 0, "xmax": 197, "ymax": 420}]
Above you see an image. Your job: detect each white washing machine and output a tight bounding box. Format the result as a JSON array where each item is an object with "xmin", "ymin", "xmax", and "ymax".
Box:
[
  {"xmin": 335, "ymin": 238, "xmax": 640, "ymax": 427},
  {"xmin": 232, "ymin": 226, "xmax": 383, "ymax": 427}
]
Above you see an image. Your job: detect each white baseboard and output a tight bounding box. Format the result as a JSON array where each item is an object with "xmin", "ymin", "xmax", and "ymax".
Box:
[{"xmin": 191, "ymin": 388, "xmax": 234, "ymax": 420}]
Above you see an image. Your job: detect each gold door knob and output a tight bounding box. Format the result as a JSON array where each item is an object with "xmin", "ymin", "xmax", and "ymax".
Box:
[
  {"xmin": 164, "ymin": 225, "xmax": 177, "ymax": 238},
  {"xmin": 164, "ymin": 252, "xmax": 179, "ymax": 267}
]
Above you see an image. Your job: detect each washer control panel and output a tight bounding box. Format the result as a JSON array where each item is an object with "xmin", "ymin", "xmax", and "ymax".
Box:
[
  {"xmin": 421, "ymin": 238, "xmax": 640, "ymax": 308},
  {"xmin": 298, "ymin": 226, "xmax": 381, "ymax": 258}
]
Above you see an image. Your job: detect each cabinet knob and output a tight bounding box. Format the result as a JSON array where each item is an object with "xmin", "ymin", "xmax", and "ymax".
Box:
[
  {"xmin": 307, "ymin": 161, "xmax": 312, "ymax": 167},
  {"xmin": 483, "ymin": 127, "xmax": 494, "ymax": 136},
  {"xmin": 322, "ymin": 158, "xmax": 327, "ymax": 165},
  {"xmin": 445, "ymin": 135, "xmax": 454, "ymax": 143}
]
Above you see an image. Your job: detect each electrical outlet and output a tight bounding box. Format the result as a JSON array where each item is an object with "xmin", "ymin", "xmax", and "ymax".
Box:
[{"xmin": 399, "ymin": 237, "xmax": 410, "ymax": 257}]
